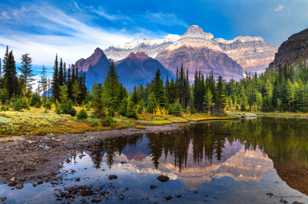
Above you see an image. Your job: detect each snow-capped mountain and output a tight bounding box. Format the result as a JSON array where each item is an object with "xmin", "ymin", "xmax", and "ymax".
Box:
[{"xmin": 104, "ymin": 25, "xmax": 276, "ymax": 73}]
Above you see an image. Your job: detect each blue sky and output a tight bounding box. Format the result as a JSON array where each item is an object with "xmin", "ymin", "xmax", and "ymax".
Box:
[{"xmin": 1, "ymin": 0, "xmax": 308, "ymax": 66}]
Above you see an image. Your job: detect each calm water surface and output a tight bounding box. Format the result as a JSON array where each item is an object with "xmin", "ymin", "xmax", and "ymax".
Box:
[{"xmin": 1, "ymin": 118, "xmax": 308, "ymax": 204}]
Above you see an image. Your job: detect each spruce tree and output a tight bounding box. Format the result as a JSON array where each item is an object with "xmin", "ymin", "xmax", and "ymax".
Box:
[
  {"xmin": 204, "ymin": 87, "xmax": 213, "ymax": 114},
  {"xmin": 215, "ymin": 76, "xmax": 226, "ymax": 114},
  {"xmin": 103, "ymin": 61, "xmax": 125, "ymax": 115},
  {"xmin": 3, "ymin": 48, "xmax": 18, "ymax": 98},
  {"xmin": 150, "ymin": 69, "xmax": 166, "ymax": 107},
  {"xmin": 52, "ymin": 55, "xmax": 60, "ymax": 100},
  {"xmin": 176, "ymin": 65, "xmax": 190, "ymax": 108},
  {"xmin": 92, "ymin": 84, "xmax": 105, "ymax": 118},
  {"xmin": 38, "ymin": 66, "xmax": 48, "ymax": 96},
  {"xmin": 19, "ymin": 53, "xmax": 33, "ymax": 93},
  {"xmin": 193, "ymin": 71, "xmax": 205, "ymax": 112},
  {"xmin": 58, "ymin": 58, "xmax": 64, "ymax": 86}
]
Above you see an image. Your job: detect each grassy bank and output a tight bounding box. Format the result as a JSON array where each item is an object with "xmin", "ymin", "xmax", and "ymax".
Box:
[
  {"xmin": 0, "ymin": 108, "xmax": 237, "ymax": 137},
  {"xmin": 256, "ymin": 112, "xmax": 308, "ymax": 119}
]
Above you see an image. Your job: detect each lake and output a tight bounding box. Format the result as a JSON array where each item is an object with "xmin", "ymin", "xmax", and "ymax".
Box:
[{"xmin": 1, "ymin": 118, "xmax": 308, "ymax": 204}]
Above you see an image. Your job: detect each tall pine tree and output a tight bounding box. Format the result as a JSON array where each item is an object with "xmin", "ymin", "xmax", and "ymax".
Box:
[
  {"xmin": 19, "ymin": 53, "xmax": 33, "ymax": 93},
  {"xmin": 3, "ymin": 47, "xmax": 18, "ymax": 98}
]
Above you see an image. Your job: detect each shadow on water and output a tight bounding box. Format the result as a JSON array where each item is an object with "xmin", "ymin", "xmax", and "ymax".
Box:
[{"xmin": 1, "ymin": 118, "xmax": 308, "ymax": 203}]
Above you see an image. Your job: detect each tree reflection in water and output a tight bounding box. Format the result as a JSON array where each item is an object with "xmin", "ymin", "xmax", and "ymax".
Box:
[{"xmin": 87, "ymin": 118, "xmax": 308, "ymax": 194}]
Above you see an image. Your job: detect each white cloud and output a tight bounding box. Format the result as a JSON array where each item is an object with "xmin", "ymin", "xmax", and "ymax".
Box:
[
  {"xmin": 274, "ymin": 4, "xmax": 285, "ymax": 12},
  {"xmin": 144, "ymin": 12, "xmax": 188, "ymax": 27},
  {"xmin": 0, "ymin": 5, "xmax": 138, "ymax": 65},
  {"xmin": 0, "ymin": 4, "xmax": 187, "ymax": 65},
  {"xmin": 93, "ymin": 7, "xmax": 130, "ymax": 21}
]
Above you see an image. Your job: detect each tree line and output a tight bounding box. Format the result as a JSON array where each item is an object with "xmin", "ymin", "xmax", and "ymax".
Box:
[{"xmin": 2, "ymin": 46, "xmax": 308, "ymax": 118}]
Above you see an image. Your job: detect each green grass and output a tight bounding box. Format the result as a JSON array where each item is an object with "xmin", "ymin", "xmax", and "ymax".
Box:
[
  {"xmin": 256, "ymin": 112, "xmax": 308, "ymax": 119},
  {"xmin": 0, "ymin": 108, "xmax": 95, "ymax": 136},
  {"xmin": 0, "ymin": 108, "xmax": 238, "ymax": 137}
]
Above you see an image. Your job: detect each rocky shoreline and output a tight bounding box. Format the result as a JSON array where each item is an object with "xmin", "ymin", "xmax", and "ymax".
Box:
[{"xmin": 0, "ymin": 123, "xmax": 188, "ymax": 189}]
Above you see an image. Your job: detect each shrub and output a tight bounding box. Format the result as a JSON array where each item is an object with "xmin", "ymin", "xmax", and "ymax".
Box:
[
  {"xmin": 0, "ymin": 106, "xmax": 9, "ymax": 111},
  {"xmin": 168, "ymin": 101, "xmax": 183, "ymax": 116},
  {"xmin": 57, "ymin": 101, "xmax": 76, "ymax": 116},
  {"xmin": 43, "ymin": 99, "xmax": 52, "ymax": 110},
  {"xmin": 30, "ymin": 94, "xmax": 42, "ymax": 108},
  {"xmin": 101, "ymin": 116, "xmax": 114, "ymax": 127},
  {"xmin": 77, "ymin": 109, "xmax": 88, "ymax": 120},
  {"xmin": 11, "ymin": 98, "xmax": 29, "ymax": 111}
]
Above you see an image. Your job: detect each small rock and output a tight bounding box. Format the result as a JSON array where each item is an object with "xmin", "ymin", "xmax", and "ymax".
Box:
[
  {"xmin": 119, "ymin": 194, "xmax": 125, "ymax": 200},
  {"xmin": 10, "ymin": 177, "xmax": 16, "ymax": 182},
  {"xmin": 91, "ymin": 198, "xmax": 102, "ymax": 203},
  {"xmin": 157, "ymin": 175, "xmax": 169, "ymax": 182},
  {"xmin": 0, "ymin": 197, "xmax": 7, "ymax": 202},
  {"xmin": 79, "ymin": 187, "xmax": 93, "ymax": 197},
  {"xmin": 15, "ymin": 183, "xmax": 24, "ymax": 189},
  {"xmin": 75, "ymin": 177, "xmax": 80, "ymax": 182},
  {"xmin": 108, "ymin": 175, "xmax": 118, "ymax": 180},
  {"xmin": 165, "ymin": 195, "xmax": 173, "ymax": 201},
  {"xmin": 150, "ymin": 185, "xmax": 157, "ymax": 190},
  {"xmin": 280, "ymin": 199, "xmax": 288, "ymax": 204},
  {"xmin": 176, "ymin": 194, "xmax": 182, "ymax": 198},
  {"xmin": 266, "ymin": 192, "xmax": 274, "ymax": 197},
  {"xmin": 8, "ymin": 177, "xmax": 18, "ymax": 187}
]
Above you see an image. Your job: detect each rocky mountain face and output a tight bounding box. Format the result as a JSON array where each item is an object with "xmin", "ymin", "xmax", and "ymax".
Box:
[
  {"xmin": 269, "ymin": 28, "xmax": 308, "ymax": 68},
  {"xmin": 75, "ymin": 49, "xmax": 173, "ymax": 90},
  {"xmin": 105, "ymin": 25, "xmax": 276, "ymax": 74},
  {"xmin": 76, "ymin": 48, "xmax": 111, "ymax": 89},
  {"xmin": 105, "ymin": 41, "xmax": 174, "ymax": 61},
  {"xmin": 116, "ymin": 52, "xmax": 174, "ymax": 90},
  {"xmin": 217, "ymin": 37, "xmax": 276, "ymax": 73},
  {"xmin": 156, "ymin": 46, "xmax": 243, "ymax": 81}
]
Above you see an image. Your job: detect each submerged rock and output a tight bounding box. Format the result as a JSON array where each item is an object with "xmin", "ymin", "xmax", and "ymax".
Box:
[
  {"xmin": 165, "ymin": 195, "xmax": 173, "ymax": 201},
  {"xmin": 150, "ymin": 185, "xmax": 157, "ymax": 189},
  {"xmin": 266, "ymin": 192, "xmax": 274, "ymax": 197},
  {"xmin": 0, "ymin": 197, "xmax": 7, "ymax": 202},
  {"xmin": 79, "ymin": 186, "xmax": 94, "ymax": 197},
  {"xmin": 157, "ymin": 175, "xmax": 170, "ymax": 182},
  {"xmin": 108, "ymin": 175, "xmax": 118, "ymax": 180}
]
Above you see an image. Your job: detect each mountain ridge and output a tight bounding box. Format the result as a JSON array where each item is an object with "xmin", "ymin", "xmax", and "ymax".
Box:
[
  {"xmin": 75, "ymin": 49, "xmax": 173, "ymax": 90},
  {"xmin": 269, "ymin": 28, "xmax": 308, "ymax": 68},
  {"xmin": 105, "ymin": 25, "xmax": 276, "ymax": 73}
]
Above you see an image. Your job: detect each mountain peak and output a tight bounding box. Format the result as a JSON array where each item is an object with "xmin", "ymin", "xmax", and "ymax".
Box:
[
  {"xmin": 94, "ymin": 47, "xmax": 104, "ymax": 56},
  {"xmin": 184, "ymin": 25, "xmax": 214, "ymax": 40},
  {"xmin": 185, "ymin": 25, "xmax": 204, "ymax": 34},
  {"xmin": 76, "ymin": 47, "xmax": 108, "ymax": 72}
]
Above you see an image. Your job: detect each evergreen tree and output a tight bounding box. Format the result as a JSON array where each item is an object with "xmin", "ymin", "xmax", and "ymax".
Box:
[
  {"xmin": 3, "ymin": 47, "xmax": 18, "ymax": 98},
  {"xmin": 38, "ymin": 66, "xmax": 48, "ymax": 96},
  {"xmin": 103, "ymin": 62, "xmax": 125, "ymax": 115},
  {"xmin": 150, "ymin": 69, "xmax": 166, "ymax": 107},
  {"xmin": 91, "ymin": 84, "xmax": 105, "ymax": 118},
  {"xmin": 52, "ymin": 55, "xmax": 60, "ymax": 100},
  {"xmin": 215, "ymin": 76, "xmax": 226, "ymax": 113},
  {"xmin": 193, "ymin": 71, "xmax": 205, "ymax": 112},
  {"xmin": 166, "ymin": 78, "xmax": 176, "ymax": 104},
  {"xmin": 176, "ymin": 65, "xmax": 190, "ymax": 108},
  {"xmin": 19, "ymin": 53, "xmax": 33, "ymax": 93},
  {"xmin": 204, "ymin": 87, "xmax": 213, "ymax": 114}
]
